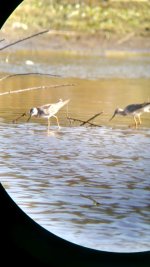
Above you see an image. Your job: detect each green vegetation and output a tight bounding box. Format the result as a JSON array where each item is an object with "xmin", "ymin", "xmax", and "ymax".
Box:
[{"xmin": 4, "ymin": 0, "xmax": 150, "ymax": 37}]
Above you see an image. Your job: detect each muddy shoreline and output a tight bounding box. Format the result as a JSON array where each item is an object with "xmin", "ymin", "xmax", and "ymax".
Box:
[{"xmin": 1, "ymin": 30, "xmax": 150, "ymax": 55}]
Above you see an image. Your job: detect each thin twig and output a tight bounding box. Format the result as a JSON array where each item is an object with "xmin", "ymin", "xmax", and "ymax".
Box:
[
  {"xmin": 0, "ymin": 39, "xmax": 5, "ymax": 43},
  {"xmin": 0, "ymin": 29, "xmax": 49, "ymax": 51},
  {"xmin": 80, "ymin": 194, "xmax": 101, "ymax": 206},
  {"xmin": 67, "ymin": 116, "xmax": 102, "ymax": 127},
  {"xmin": 0, "ymin": 83, "xmax": 75, "ymax": 96},
  {"xmin": 0, "ymin": 72, "xmax": 61, "ymax": 81},
  {"xmin": 80, "ymin": 112, "xmax": 103, "ymax": 126},
  {"xmin": 12, "ymin": 112, "xmax": 27, "ymax": 123},
  {"xmin": 117, "ymin": 32, "xmax": 135, "ymax": 45}
]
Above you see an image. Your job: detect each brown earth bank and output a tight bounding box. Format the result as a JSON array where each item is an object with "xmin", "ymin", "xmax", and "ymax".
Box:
[
  {"xmin": 1, "ymin": 0, "xmax": 150, "ymax": 55},
  {"xmin": 1, "ymin": 29, "xmax": 150, "ymax": 55},
  {"xmin": 38, "ymin": 31, "xmax": 150, "ymax": 53}
]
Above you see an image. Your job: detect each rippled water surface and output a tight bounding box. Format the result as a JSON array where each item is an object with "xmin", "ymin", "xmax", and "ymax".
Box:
[{"xmin": 0, "ymin": 49, "xmax": 150, "ymax": 252}]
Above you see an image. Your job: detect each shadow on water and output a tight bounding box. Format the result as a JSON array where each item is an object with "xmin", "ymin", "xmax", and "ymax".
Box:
[{"xmin": 0, "ymin": 50, "xmax": 150, "ymax": 253}]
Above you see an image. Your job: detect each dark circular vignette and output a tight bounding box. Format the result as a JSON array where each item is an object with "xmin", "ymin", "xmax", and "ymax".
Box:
[
  {"xmin": 0, "ymin": 0, "xmax": 23, "ymax": 28},
  {"xmin": 0, "ymin": 1, "xmax": 150, "ymax": 266}
]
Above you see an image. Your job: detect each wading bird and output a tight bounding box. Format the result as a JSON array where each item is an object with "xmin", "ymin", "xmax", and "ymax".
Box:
[
  {"xmin": 109, "ymin": 102, "xmax": 150, "ymax": 128},
  {"xmin": 27, "ymin": 99, "xmax": 70, "ymax": 130}
]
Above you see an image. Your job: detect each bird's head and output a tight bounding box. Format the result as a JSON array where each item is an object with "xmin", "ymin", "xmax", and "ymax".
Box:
[
  {"xmin": 27, "ymin": 107, "xmax": 38, "ymax": 122},
  {"xmin": 109, "ymin": 108, "xmax": 120, "ymax": 121}
]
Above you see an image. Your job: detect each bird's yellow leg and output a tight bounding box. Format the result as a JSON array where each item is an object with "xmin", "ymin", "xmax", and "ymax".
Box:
[
  {"xmin": 134, "ymin": 116, "xmax": 138, "ymax": 128},
  {"xmin": 48, "ymin": 118, "xmax": 50, "ymax": 131},
  {"xmin": 53, "ymin": 115, "xmax": 60, "ymax": 129},
  {"xmin": 129, "ymin": 116, "xmax": 138, "ymax": 128},
  {"xmin": 138, "ymin": 115, "xmax": 142, "ymax": 125}
]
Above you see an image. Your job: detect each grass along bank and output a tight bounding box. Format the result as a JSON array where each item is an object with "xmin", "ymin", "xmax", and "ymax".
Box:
[{"xmin": 3, "ymin": 0, "xmax": 150, "ymax": 37}]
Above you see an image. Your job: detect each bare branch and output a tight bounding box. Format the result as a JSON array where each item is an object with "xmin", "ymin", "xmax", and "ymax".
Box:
[
  {"xmin": 67, "ymin": 116, "xmax": 102, "ymax": 127},
  {"xmin": 0, "ymin": 72, "xmax": 61, "ymax": 81},
  {"xmin": 80, "ymin": 194, "xmax": 101, "ymax": 206},
  {"xmin": 0, "ymin": 39, "xmax": 5, "ymax": 43},
  {"xmin": 12, "ymin": 112, "xmax": 27, "ymax": 123},
  {"xmin": 80, "ymin": 112, "xmax": 103, "ymax": 126},
  {"xmin": 0, "ymin": 83, "xmax": 75, "ymax": 96},
  {"xmin": 0, "ymin": 29, "xmax": 49, "ymax": 51},
  {"xmin": 117, "ymin": 32, "xmax": 135, "ymax": 45}
]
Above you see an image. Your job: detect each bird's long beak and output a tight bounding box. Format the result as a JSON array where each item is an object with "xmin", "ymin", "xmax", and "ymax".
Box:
[
  {"xmin": 27, "ymin": 115, "xmax": 31, "ymax": 122},
  {"xmin": 109, "ymin": 112, "xmax": 116, "ymax": 121}
]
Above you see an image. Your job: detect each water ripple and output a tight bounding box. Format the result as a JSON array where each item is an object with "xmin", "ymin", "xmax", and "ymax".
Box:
[{"xmin": 1, "ymin": 122, "xmax": 150, "ymax": 252}]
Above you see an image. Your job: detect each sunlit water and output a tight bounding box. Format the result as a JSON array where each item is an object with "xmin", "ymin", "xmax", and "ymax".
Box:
[{"xmin": 0, "ymin": 49, "xmax": 150, "ymax": 252}]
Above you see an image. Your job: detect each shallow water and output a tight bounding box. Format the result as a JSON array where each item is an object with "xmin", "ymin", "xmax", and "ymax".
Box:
[
  {"xmin": 1, "ymin": 123, "xmax": 150, "ymax": 252},
  {"xmin": 0, "ymin": 50, "xmax": 150, "ymax": 252},
  {"xmin": 1, "ymin": 50, "xmax": 150, "ymax": 79}
]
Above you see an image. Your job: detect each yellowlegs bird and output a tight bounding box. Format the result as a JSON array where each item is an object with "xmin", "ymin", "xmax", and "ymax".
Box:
[
  {"xmin": 27, "ymin": 99, "xmax": 70, "ymax": 130},
  {"xmin": 109, "ymin": 102, "xmax": 150, "ymax": 128}
]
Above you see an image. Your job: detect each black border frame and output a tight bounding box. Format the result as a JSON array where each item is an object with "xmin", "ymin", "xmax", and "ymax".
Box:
[{"xmin": 0, "ymin": 1, "xmax": 150, "ymax": 266}]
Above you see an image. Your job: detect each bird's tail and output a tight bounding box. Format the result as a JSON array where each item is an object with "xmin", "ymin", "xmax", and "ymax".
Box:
[{"xmin": 58, "ymin": 99, "xmax": 70, "ymax": 108}]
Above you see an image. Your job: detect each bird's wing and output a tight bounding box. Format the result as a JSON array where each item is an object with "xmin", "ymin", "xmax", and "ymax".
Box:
[
  {"xmin": 142, "ymin": 102, "xmax": 150, "ymax": 107},
  {"xmin": 37, "ymin": 104, "xmax": 53, "ymax": 115},
  {"xmin": 40, "ymin": 99, "xmax": 70, "ymax": 116},
  {"xmin": 40, "ymin": 104, "xmax": 53, "ymax": 115},
  {"xmin": 142, "ymin": 102, "xmax": 150, "ymax": 112},
  {"xmin": 55, "ymin": 99, "xmax": 70, "ymax": 110},
  {"xmin": 124, "ymin": 103, "xmax": 146, "ymax": 113},
  {"xmin": 48, "ymin": 99, "xmax": 70, "ymax": 114}
]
